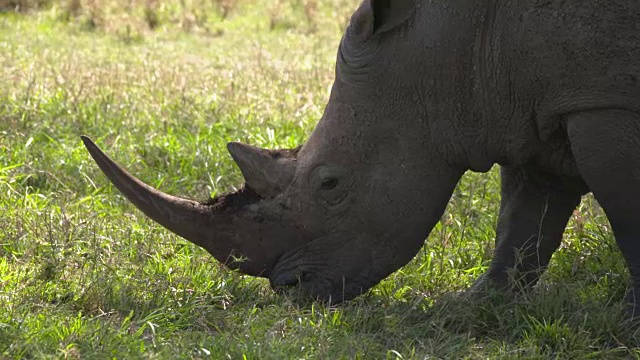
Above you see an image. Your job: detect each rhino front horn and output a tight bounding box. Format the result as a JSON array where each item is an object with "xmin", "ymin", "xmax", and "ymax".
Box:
[
  {"xmin": 80, "ymin": 135, "xmax": 279, "ymax": 277},
  {"xmin": 80, "ymin": 135, "xmax": 218, "ymax": 244},
  {"xmin": 227, "ymin": 142, "xmax": 296, "ymax": 198}
]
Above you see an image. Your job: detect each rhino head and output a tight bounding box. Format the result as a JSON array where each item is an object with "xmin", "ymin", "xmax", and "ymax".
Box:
[{"xmin": 82, "ymin": 0, "xmax": 465, "ymax": 303}]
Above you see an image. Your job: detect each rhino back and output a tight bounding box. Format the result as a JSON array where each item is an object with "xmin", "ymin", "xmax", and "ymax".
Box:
[
  {"xmin": 503, "ymin": 0, "xmax": 640, "ymax": 134},
  {"xmin": 446, "ymin": 0, "xmax": 640, "ymax": 172}
]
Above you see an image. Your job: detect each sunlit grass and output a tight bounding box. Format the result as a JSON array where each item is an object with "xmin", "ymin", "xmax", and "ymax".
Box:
[{"xmin": 1, "ymin": 1, "xmax": 640, "ymax": 358}]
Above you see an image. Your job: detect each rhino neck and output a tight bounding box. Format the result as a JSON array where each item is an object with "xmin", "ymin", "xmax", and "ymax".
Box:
[{"xmin": 407, "ymin": 1, "xmax": 509, "ymax": 172}]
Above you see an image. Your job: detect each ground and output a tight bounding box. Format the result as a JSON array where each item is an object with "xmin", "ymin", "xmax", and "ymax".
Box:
[{"xmin": 1, "ymin": 0, "xmax": 639, "ymax": 358}]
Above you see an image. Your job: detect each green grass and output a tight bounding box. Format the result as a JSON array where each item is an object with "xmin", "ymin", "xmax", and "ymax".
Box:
[{"xmin": 2, "ymin": 2, "xmax": 640, "ymax": 358}]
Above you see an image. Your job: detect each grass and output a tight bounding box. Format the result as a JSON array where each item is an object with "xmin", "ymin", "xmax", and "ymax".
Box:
[{"xmin": 1, "ymin": 1, "xmax": 640, "ymax": 358}]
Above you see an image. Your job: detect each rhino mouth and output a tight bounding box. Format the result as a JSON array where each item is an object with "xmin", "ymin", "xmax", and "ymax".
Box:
[
  {"xmin": 269, "ymin": 267, "xmax": 363, "ymax": 304},
  {"xmin": 267, "ymin": 232, "xmax": 394, "ymax": 304},
  {"xmin": 268, "ymin": 246, "xmax": 356, "ymax": 304},
  {"xmin": 270, "ymin": 268, "xmax": 338, "ymax": 302}
]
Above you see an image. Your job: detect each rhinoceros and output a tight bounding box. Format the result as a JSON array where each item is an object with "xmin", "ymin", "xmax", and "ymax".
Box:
[{"xmin": 82, "ymin": 0, "xmax": 640, "ymax": 314}]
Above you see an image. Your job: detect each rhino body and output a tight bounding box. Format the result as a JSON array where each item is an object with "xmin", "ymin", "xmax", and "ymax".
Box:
[{"xmin": 83, "ymin": 0, "xmax": 640, "ymax": 314}]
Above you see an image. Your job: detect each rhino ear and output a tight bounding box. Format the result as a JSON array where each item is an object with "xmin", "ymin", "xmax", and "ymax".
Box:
[
  {"xmin": 349, "ymin": 0, "xmax": 415, "ymax": 40},
  {"xmin": 227, "ymin": 142, "xmax": 297, "ymax": 198}
]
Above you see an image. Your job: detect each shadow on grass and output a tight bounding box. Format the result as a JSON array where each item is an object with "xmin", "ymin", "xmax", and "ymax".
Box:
[
  {"xmin": 283, "ymin": 281, "xmax": 640, "ymax": 358},
  {"xmin": 360, "ymin": 284, "xmax": 640, "ymax": 358}
]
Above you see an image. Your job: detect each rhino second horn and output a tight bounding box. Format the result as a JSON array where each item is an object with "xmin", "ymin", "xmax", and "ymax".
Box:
[{"xmin": 227, "ymin": 142, "xmax": 294, "ymax": 198}]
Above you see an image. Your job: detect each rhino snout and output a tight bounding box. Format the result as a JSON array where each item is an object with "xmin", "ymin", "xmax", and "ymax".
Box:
[{"xmin": 268, "ymin": 247, "xmax": 370, "ymax": 304}]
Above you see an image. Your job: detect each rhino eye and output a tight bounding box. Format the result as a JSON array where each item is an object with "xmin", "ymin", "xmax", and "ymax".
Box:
[{"xmin": 320, "ymin": 177, "xmax": 339, "ymax": 190}]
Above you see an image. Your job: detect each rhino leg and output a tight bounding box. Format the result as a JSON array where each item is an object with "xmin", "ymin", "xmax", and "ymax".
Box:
[
  {"xmin": 567, "ymin": 109, "xmax": 640, "ymax": 318},
  {"xmin": 470, "ymin": 165, "xmax": 584, "ymax": 295}
]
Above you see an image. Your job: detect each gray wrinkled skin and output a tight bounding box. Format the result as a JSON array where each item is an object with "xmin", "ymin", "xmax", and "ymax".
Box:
[{"xmin": 84, "ymin": 0, "xmax": 640, "ymax": 313}]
